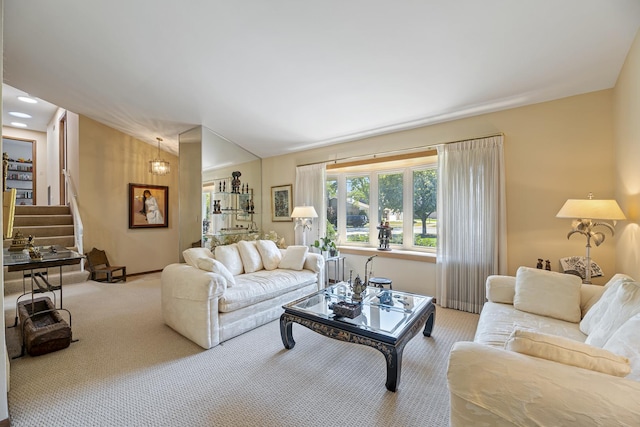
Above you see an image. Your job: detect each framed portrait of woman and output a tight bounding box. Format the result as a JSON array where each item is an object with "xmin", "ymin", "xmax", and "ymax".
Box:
[{"xmin": 129, "ymin": 183, "xmax": 169, "ymax": 228}]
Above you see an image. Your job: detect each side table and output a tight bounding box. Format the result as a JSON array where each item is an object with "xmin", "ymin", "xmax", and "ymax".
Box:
[{"xmin": 325, "ymin": 255, "xmax": 345, "ymax": 287}]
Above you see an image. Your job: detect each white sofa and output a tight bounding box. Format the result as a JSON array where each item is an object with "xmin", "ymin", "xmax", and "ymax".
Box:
[
  {"xmin": 447, "ymin": 267, "xmax": 640, "ymax": 426},
  {"xmin": 161, "ymin": 241, "xmax": 324, "ymax": 349}
]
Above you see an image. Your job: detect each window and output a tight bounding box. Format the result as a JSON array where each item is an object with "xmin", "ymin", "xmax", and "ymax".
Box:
[{"xmin": 326, "ymin": 152, "xmax": 437, "ymax": 251}]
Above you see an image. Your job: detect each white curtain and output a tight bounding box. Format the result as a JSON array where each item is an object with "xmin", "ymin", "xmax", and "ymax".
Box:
[
  {"xmin": 294, "ymin": 164, "xmax": 326, "ymax": 246},
  {"xmin": 436, "ymin": 135, "xmax": 507, "ymax": 314}
]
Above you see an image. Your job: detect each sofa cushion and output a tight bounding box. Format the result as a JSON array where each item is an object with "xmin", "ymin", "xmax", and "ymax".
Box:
[
  {"xmin": 256, "ymin": 239, "xmax": 282, "ymax": 270},
  {"xmin": 585, "ymin": 281, "xmax": 640, "ymax": 347},
  {"xmin": 196, "ymin": 257, "xmax": 236, "ymax": 287},
  {"xmin": 219, "ymin": 269, "xmax": 317, "ymax": 312},
  {"xmin": 514, "ymin": 267, "xmax": 582, "ymax": 323},
  {"xmin": 215, "ymin": 244, "xmax": 244, "ymax": 276},
  {"xmin": 505, "ymin": 328, "xmax": 630, "ymax": 377},
  {"xmin": 580, "ymin": 273, "xmax": 635, "ymax": 335},
  {"xmin": 474, "ymin": 301, "xmax": 587, "ymax": 348},
  {"xmin": 278, "ymin": 245, "xmax": 308, "ymax": 271},
  {"xmin": 237, "ymin": 240, "xmax": 263, "ymax": 273},
  {"xmin": 603, "ymin": 313, "xmax": 640, "ymax": 381},
  {"xmin": 182, "ymin": 247, "xmax": 213, "ymax": 267}
]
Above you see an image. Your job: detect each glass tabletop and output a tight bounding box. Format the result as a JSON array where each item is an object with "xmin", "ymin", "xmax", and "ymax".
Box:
[
  {"xmin": 285, "ymin": 283, "xmax": 432, "ymax": 339},
  {"xmin": 3, "ymin": 245, "xmax": 82, "ymax": 266}
]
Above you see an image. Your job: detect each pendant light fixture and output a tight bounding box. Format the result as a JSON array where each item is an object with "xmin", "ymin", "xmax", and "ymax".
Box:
[{"xmin": 149, "ymin": 137, "xmax": 170, "ymax": 175}]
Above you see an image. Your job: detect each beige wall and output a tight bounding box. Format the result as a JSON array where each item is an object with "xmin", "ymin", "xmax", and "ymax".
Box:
[
  {"xmin": 263, "ymin": 90, "xmax": 617, "ymax": 288},
  {"xmin": 614, "ymin": 29, "xmax": 640, "ymax": 278},
  {"xmin": 78, "ymin": 116, "xmax": 179, "ymax": 273}
]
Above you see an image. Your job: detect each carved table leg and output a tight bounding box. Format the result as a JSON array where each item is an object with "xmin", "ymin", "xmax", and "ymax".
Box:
[
  {"xmin": 280, "ymin": 313, "xmax": 296, "ymax": 349},
  {"xmin": 384, "ymin": 346, "xmax": 402, "ymax": 392},
  {"xmin": 423, "ymin": 309, "xmax": 436, "ymax": 337}
]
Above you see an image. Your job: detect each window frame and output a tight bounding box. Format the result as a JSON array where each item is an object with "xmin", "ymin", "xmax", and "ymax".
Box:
[{"xmin": 327, "ymin": 154, "xmax": 437, "ymax": 253}]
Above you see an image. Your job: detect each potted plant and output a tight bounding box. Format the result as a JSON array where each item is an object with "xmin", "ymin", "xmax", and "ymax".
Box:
[
  {"xmin": 312, "ymin": 221, "xmax": 339, "ymax": 258},
  {"xmin": 312, "ymin": 236, "xmax": 337, "ymax": 258}
]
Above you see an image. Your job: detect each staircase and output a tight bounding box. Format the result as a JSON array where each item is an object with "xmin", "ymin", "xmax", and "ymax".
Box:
[{"xmin": 3, "ymin": 205, "xmax": 88, "ymax": 295}]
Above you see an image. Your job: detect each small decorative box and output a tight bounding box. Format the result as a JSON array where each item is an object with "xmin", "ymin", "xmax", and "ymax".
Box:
[{"xmin": 330, "ymin": 301, "xmax": 362, "ymax": 318}]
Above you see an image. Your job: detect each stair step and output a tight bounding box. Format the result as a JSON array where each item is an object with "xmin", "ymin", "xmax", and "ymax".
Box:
[
  {"xmin": 14, "ymin": 215, "xmax": 73, "ymax": 226},
  {"xmin": 5, "ymin": 224, "xmax": 74, "ymax": 238},
  {"xmin": 15, "ymin": 206, "xmax": 70, "ymax": 216}
]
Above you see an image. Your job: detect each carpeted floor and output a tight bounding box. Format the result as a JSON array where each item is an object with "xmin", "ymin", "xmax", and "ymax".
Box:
[{"xmin": 4, "ymin": 274, "xmax": 479, "ymax": 427}]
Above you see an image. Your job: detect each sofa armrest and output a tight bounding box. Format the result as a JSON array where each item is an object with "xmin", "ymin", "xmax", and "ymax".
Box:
[
  {"xmin": 485, "ymin": 275, "xmax": 516, "ymax": 303},
  {"xmin": 447, "ymin": 342, "xmax": 640, "ymax": 426},
  {"xmin": 161, "ymin": 263, "xmax": 227, "ymax": 301},
  {"xmin": 303, "ymin": 252, "xmax": 325, "ymax": 274}
]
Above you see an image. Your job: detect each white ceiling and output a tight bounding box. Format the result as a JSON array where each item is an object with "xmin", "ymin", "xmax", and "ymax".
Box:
[{"xmin": 3, "ymin": 1, "xmax": 640, "ymax": 158}]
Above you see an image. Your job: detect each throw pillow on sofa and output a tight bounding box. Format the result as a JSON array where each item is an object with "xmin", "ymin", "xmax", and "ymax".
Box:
[
  {"xmin": 505, "ymin": 328, "xmax": 630, "ymax": 377},
  {"xmin": 256, "ymin": 239, "xmax": 282, "ymax": 270},
  {"xmin": 585, "ymin": 281, "xmax": 640, "ymax": 348},
  {"xmin": 580, "ymin": 273, "xmax": 635, "ymax": 335},
  {"xmin": 215, "ymin": 244, "xmax": 244, "ymax": 276},
  {"xmin": 196, "ymin": 257, "xmax": 236, "ymax": 286},
  {"xmin": 514, "ymin": 267, "xmax": 582, "ymax": 323},
  {"xmin": 279, "ymin": 245, "xmax": 308, "ymax": 271},
  {"xmin": 603, "ymin": 313, "xmax": 640, "ymax": 381},
  {"xmin": 237, "ymin": 240, "xmax": 264, "ymax": 273},
  {"xmin": 182, "ymin": 247, "xmax": 214, "ymax": 267}
]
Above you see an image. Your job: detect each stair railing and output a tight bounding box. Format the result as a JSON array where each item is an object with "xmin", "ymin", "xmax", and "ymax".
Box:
[{"xmin": 63, "ymin": 169, "xmax": 84, "ymax": 270}]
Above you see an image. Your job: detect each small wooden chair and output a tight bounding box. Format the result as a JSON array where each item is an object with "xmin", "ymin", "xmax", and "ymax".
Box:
[{"xmin": 85, "ymin": 248, "xmax": 126, "ymax": 283}]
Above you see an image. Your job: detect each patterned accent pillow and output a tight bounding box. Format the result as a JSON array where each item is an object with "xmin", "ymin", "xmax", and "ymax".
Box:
[
  {"xmin": 506, "ymin": 328, "xmax": 630, "ymax": 377},
  {"xmin": 182, "ymin": 247, "xmax": 213, "ymax": 267},
  {"xmin": 237, "ymin": 240, "xmax": 264, "ymax": 273},
  {"xmin": 196, "ymin": 257, "xmax": 236, "ymax": 287},
  {"xmin": 214, "ymin": 244, "xmax": 244, "ymax": 276},
  {"xmin": 514, "ymin": 267, "xmax": 582, "ymax": 323},
  {"xmin": 278, "ymin": 246, "xmax": 309, "ymax": 271},
  {"xmin": 585, "ymin": 281, "xmax": 640, "ymax": 347},
  {"xmin": 256, "ymin": 240, "xmax": 282, "ymax": 271}
]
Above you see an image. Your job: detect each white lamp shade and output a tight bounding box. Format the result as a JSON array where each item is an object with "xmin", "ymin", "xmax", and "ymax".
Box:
[
  {"xmin": 556, "ymin": 199, "xmax": 626, "ymax": 220},
  {"xmin": 291, "ymin": 206, "xmax": 318, "ymax": 218}
]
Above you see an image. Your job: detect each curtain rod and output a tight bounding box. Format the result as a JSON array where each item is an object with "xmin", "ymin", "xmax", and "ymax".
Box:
[{"xmin": 297, "ymin": 132, "xmax": 504, "ymax": 167}]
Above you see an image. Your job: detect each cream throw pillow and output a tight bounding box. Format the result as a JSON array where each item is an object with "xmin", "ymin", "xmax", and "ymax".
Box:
[
  {"xmin": 514, "ymin": 267, "xmax": 582, "ymax": 323},
  {"xmin": 506, "ymin": 328, "xmax": 630, "ymax": 377},
  {"xmin": 196, "ymin": 257, "xmax": 236, "ymax": 286},
  {"xmin": 603, "ymin": 313, "xmax": 640, "ymax": 381},
  {"xmin": 580, "ymin": 274, "xmax": 634, "ymax": 335},
  {"xmin": 214, "ymin": 244, "xmax": 244, "ymax": 276},
  {"xmin": 585, "ymin": 281, "xmax": 640, "ymax": 348},
  {"xmin": 278, "ymin": 245, "xmax": 309, "ymax": 271},
  {"xmin": 256, "ymin": 240, "xmax": 282, "ymax": 271},
  {"xmin": 182, "ymin": 247, "xmax": 214, "ymax": 267},
  {"xmin": 237, "ymin": 240, "xmax": 264, "ymax": 273}
]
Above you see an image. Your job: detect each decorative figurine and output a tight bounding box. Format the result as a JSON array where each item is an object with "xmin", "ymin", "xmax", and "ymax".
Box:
[
  {"xmin": 231, "ymin": 171, "xmax": 242, "ymax": 194},
  {"xmin": 377, "ymin": 221, "xmax": 393, "ymax": 251},
  {"xmin": 536, "ymin": 258, "xmax": 543, "ymax": 269},
  {"xmin": 350, "ymin": 274, "xmax": 367, "ymax": 301},
  {"xmin": 545, "ymin": 260, "xmax": 551, "ymax": 271}
]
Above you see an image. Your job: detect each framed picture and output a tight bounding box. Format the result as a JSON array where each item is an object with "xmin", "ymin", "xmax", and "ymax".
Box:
[
  {"xmin": 271, "ymin": 184, "xmax": 292, "ymax": 222},
  {"xmin": 236, "ymin": 188, "xmax": 253, "ymax": 222},
  {"xmin": 129, "ymin": 183, "xmax": 169, "ymax": 228}
]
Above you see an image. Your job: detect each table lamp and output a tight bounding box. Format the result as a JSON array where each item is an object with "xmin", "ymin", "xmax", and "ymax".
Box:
[
  {"xmin": 556, "ymin": 192, "xmax": 625, "ymax": 283},
  {"xmin": 291, "ymin": 206, "xmax": 318, "ymax": 246}
]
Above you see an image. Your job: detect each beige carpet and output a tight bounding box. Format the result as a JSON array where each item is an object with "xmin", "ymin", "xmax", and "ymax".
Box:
[{"xmin": 4, "ymin": 274, "xmax": 479, "ymax": 427}]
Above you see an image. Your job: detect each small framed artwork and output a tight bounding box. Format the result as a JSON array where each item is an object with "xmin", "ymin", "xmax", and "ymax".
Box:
[
  {"xmin": 271, "ymin": 184, "xmax": 293, "ymax": 222},
  {"xmin": 129, "ymin": 183, "xmax": 169, "ymax": 228}
]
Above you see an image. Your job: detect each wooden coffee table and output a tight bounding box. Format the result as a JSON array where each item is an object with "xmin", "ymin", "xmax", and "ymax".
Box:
[{"xmin": 280, "ymin": 283, "xmax": 435, "ymax": 392}]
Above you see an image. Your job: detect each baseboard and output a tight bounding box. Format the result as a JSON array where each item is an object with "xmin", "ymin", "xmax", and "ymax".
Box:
[
  {"xmin": 126, "ymin": 270, "xmax": 162, "ymax": 278},
  {"xmin": 0, "ymin": 417, "xmax": 10, "ymax": 427}
]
